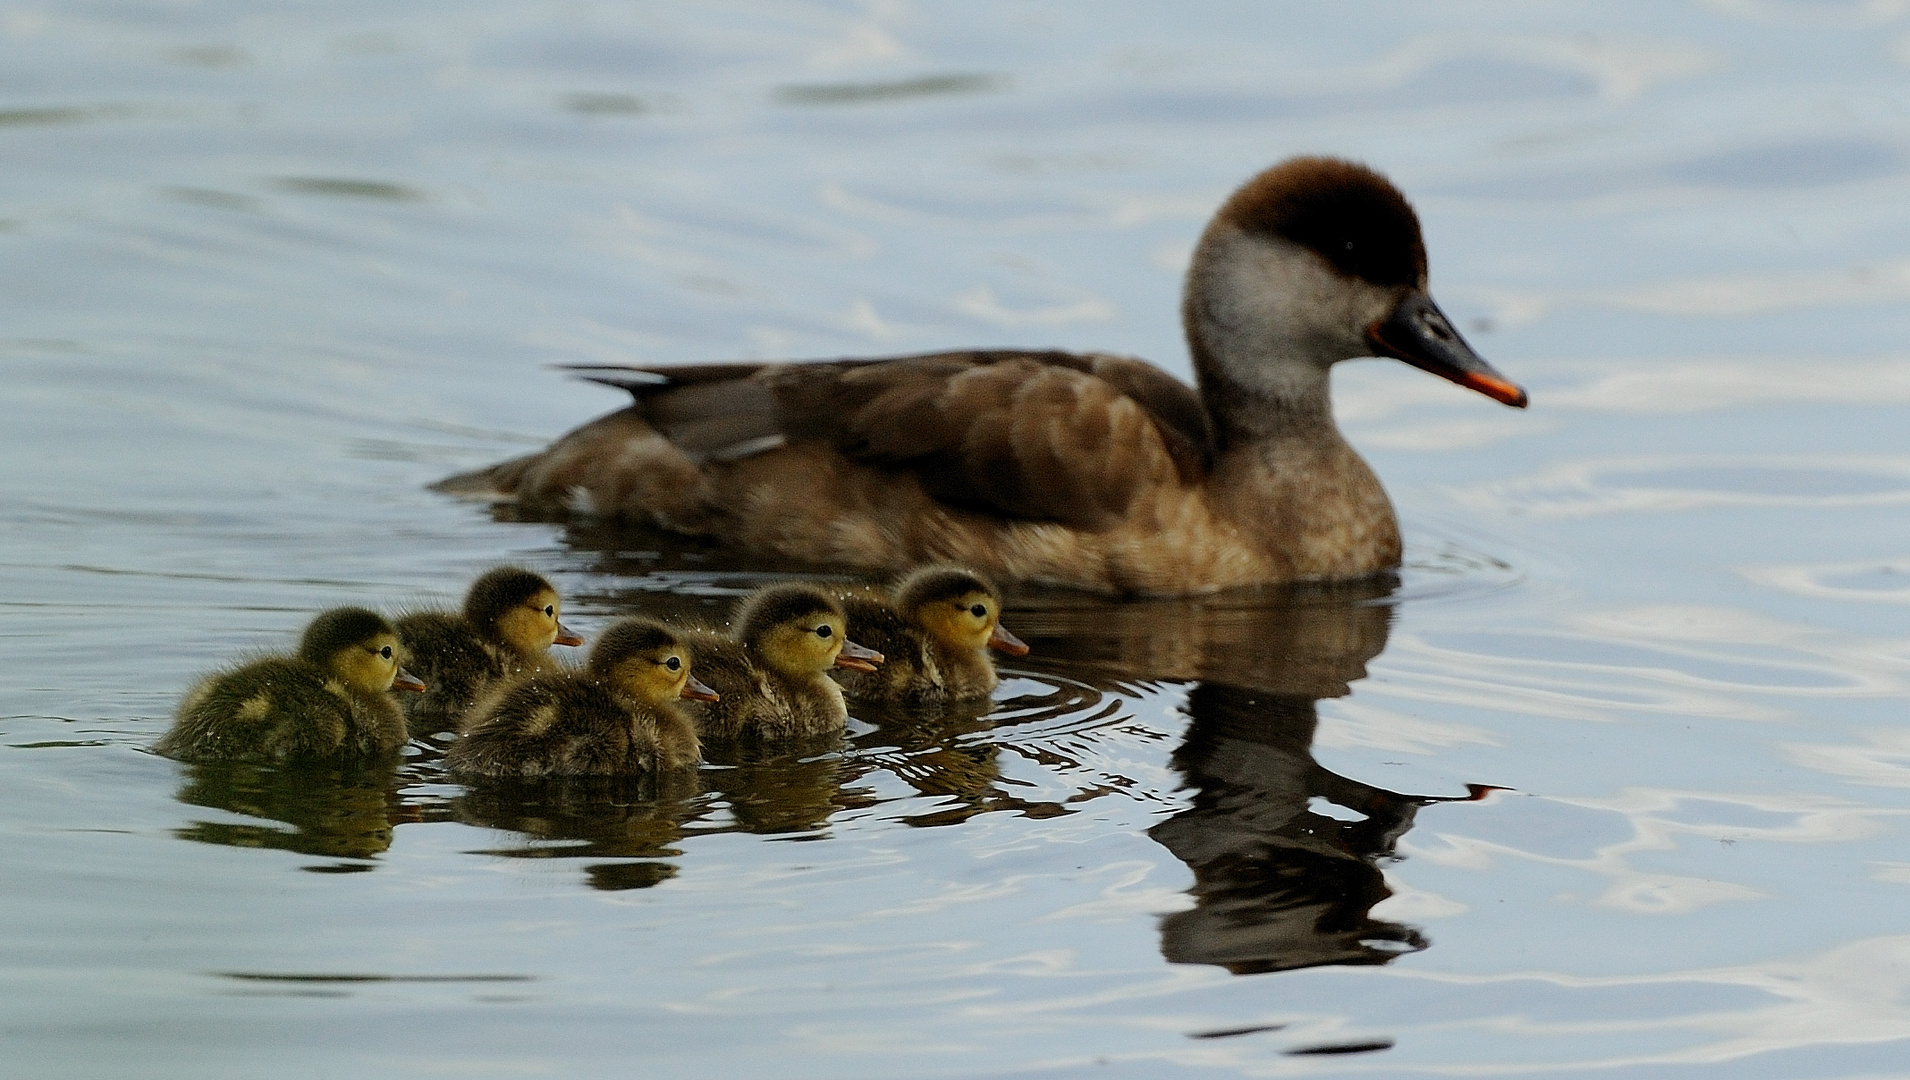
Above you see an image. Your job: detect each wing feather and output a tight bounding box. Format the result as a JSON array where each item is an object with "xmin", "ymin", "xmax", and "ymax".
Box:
[{"xmin": 568, "ymin": 350, "xmax": 1212, "ymax": 531}]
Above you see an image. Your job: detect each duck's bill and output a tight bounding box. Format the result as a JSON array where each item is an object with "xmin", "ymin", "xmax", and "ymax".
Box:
[
  {"xmin": 554, "ymin": 621, "xmax": 586, "ymax": 648},
  {"xmin": 679, "ymin": 674, "xmax": 721, "ymax": 702},
  {"xmin": 392, "ymin": 668, "xmax": 428, "ymax": 693},
  {"xmin": 987, "ymin": 623, "xmax": 1030, "ymax": 656},
  {"xmin": 1367, "ymin": 290, "xmax": 1527, "ymax": 408},
  {"xmin": 834, "ymin": 638, "xmax": 884, "ymax": 673}
]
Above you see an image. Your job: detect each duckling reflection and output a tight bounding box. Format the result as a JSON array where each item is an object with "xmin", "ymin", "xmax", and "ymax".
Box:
[
  {"xmin": 847, "ymin": 695, "xmax": 1073, "ymax": 827},
  {"xmin": 699, "ymin": 730, "xmax": 874, "ymax": 835},
  {"xmin": 171, "ymin": 759, "xmax": 401, "ymax": 863},
  {"xmin": 450, "ymin": 776, "xmax": 704, "ymax": 888}
]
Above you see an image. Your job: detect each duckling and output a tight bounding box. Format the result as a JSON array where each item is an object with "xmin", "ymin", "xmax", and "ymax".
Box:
[
  {"xmin": 394, "ymin": 566, "xmax": 585, "ymax": 735},
  {"xmin": 435, "ymin": 156, "xmax": 1528, "ymax": 596},
  {"xmin": 685, "ymin": 584, "xmax": 883, "ymax": 740},
  {"xmin": 834, "ymin": 565, "xmax": 1028, "ymax": 704},
  {"xmin": 155, "ymin": 607, "xmax": 424, "ymax": 763},
  {"xmin": 447, "ymin": 617, "xmax": 713, "ymax": 779}
]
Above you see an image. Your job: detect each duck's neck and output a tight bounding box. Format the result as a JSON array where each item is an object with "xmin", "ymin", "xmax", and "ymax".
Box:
[
  {"xmin": 928, "ymin": 640, "xmax": 998, "ymax": 697},
  {"xmin": 1180, "ymin": 226, "xmax": 1348, "ymax": 452},
  {"xmin": 1187, "ymin": 326, "xmax": 1338, "ymax": 452},
  {"xmin": 483, "ymin": 636, "xmax": 547, "ymax": 675},
  {"xmin": 1184, "ymin": 285, "xmax": 1401, "ymax": 576},
  {"xmin": 766, "ymin": 663, "xmax": 846, "ymax": 712}
]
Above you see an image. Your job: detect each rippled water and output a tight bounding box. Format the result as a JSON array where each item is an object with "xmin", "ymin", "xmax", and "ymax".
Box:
[{"xmin": 7, "ymin": 2, "xmax": 1910, "ymax": 1076}]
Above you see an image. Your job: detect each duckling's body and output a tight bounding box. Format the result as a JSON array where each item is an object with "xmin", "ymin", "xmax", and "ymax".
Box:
[
  {"xmin": 396, "ymin": 566, "xmax": 583, "ymax": 735},
  {"xmin": 437, "ymin": 157, "xmax": 1527, "ymax": 596},
  {"xmin": 156, "ymin": 608, "xmax": 422, "ymax": 763},
  {"xmin": 687, "ymin": 584, "xmax": 883, "ymax": 740},
  {"xmin": 835, "ymin": 566, "xmax": 1028, "ymax": 704},
  {"xmin": 448, "ymin": 618, "xmax": 710, "ymax": 779}
]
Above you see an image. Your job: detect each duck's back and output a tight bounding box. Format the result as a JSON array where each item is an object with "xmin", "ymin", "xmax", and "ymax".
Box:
[
  {"xmin": 835, "ymin": 595, "xmax": 940, "ymax": 704},
  {"xmin": 680, "ymin": 630, "xmax": 779, "ymax": 738},
  {"xmin": 449, "ymin": 674, "xmax": 696, "ymax": 778},
  {"xmin": 395, "ymin": 611, "xmax": 503, "ymax": 735},
  {"xmin": 435, "ymin": 352, "xmax": 1241, "ymax": 593},
  {"xmin": 158, "ymin": 658, "xmax": 402, "ymax": 763}
]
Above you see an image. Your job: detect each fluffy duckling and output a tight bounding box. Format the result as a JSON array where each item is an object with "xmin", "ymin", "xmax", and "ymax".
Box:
[
  {"xmin": 835, "ymin": 566, "xmax": 1028, "ymax": 704},
  {"xmin": 686, "ymin": 584, "xmax": 883, "ymax": 740},
  {"xmin": 395, "ymin": 566, "xmax": 585, "ymax": 735},
  {"xmin": 447, "ymin": 617, "xmax": 714, "ymax": 779},
  {"xmin": 156, "ymin": 607, "xmax": 424, "ymax": 763}
]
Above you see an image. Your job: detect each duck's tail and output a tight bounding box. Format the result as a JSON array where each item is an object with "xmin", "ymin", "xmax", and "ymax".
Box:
[{"xmin": 431, "ymin": 454, "xmax": 536, "ymax": 501}]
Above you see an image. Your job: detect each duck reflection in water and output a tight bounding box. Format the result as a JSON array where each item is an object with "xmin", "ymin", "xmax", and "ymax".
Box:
[
  {"xmin": 451, "ymin": 776, "xmax": 702, "ymax": 890},
  {"xmin": 1155, "ymin": 684, "xmax": 1494, "ymax": 974},
  {"xmin": 171, "ymin": 759, "xmax": 402, "ymax": 865},
  {"xmin": 1016, "ymin": 581, "xmax": 1498, "ymax": 975}
]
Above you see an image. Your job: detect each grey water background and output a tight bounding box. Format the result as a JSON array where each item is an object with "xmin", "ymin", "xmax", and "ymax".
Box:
[{"xmin": 7, "ymin": 1, "xmax": 1910, "ymax": 1076}]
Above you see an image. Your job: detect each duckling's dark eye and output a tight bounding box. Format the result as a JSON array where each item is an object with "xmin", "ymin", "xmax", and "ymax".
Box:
[
  {"xmin": 379, "ymin": 645, "xmax": 393, "ymax": 660},
  {"xmin": 970, "ymin": 604, "xmax": 987, "ymax": 618},
  {"xmin": 543, "ymin": 605, "xmax": 555, "ymax": 617},
  {"xmin": 815, "ymin": 624, "xmax": 833, "ymax": 638},
  {"xmin": 664, "ymin": 656, "xmax": 681, "ymax": 672}
]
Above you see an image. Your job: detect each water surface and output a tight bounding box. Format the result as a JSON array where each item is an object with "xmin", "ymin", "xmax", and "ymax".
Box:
[{"xmin": 6, "ymin": 2, "xmax": 1910, "ymax": 1077}]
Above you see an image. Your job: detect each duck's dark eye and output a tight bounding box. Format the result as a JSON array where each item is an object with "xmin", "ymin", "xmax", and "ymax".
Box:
[
  {"xmin": 543, "ymin": 605, "xmax": 555, "ymax": 617},
  {"xmin": 815, "ymin": 624, "xmax": 833, "ymax": 638},
  {"xmin": 664, "ymin": 656, "xmax": 682, "ymax": 672},
  {"xmin": 970, "ymin": 604, "xmax": 987, "ymax": 618},
  {"xmin": 379, "ymin": 645, "xmax": 393, "ymax": 660}
]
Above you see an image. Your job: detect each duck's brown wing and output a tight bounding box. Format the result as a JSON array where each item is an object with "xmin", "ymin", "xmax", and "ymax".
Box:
[{"xmin": 568, "ymin": 350, "xmax": 1213, "ymax": 532}]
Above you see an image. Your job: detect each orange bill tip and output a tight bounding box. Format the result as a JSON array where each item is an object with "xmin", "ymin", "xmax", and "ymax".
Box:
[{"xmin": 1459, "ymin": 372, "xmax": 1528, "ymax": 409}]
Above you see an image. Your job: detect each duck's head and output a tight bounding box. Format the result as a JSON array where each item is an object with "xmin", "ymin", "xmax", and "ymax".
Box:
[
  {"xmin": 300, "ymin": 607, "xmax": 427, "ymax": 696},
  {"xmin": 464, "ymin": 566, "xmax": 586, "ymax": 657},
  {"xmin": 587, "ymin": 617, "xmax": 719, "ymax": 705},
  {"xmin": 894, "ymin": 565, "xmax": 1029, "ymax": 658},
  {"xmin": 1183, "ymin": 157, "xmax": 1524, "ymax": 438},
  {"xmin": 735, "ymin": 584, "xmax": 884, "ymax": 678}
]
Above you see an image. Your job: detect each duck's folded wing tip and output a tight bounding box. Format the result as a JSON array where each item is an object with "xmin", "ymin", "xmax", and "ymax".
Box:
[{"xmin": 557, "ymin": 364, "xmax": 673, "ymax": 394}]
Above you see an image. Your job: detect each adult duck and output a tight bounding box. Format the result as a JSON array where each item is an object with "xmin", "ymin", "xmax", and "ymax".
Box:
[{"xmin": 438, "ymin": 157, "xmax": 1525, "ymax": 595}]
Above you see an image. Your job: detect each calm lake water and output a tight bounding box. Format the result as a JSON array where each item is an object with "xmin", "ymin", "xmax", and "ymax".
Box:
[{"xmin": 7, "ymin": 2, "xmax": 1910, "ymax": 1076}]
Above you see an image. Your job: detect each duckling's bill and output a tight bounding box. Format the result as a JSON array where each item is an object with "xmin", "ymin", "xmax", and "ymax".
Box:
[
  {"xmin": 680, "ymin": 674, "xmax": 720, "ymax": 702},
  {"xmin": 987, "ymin": 623, "xmax": 1029, "ymax": 656},
  {"xmin": 393, "ymin": 668, "xmax": 428, "ymax": 692},
  {"xmin": 1365, "ymin": 290, "xmax": 1527, "ymax": 409},
  {"xmin": 834, "ymin": 639, "xmax": 883, "ymax": 673},
  {"xmin": 555, "ymin": 622, "xmax": 585, "ymax": 647}
]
